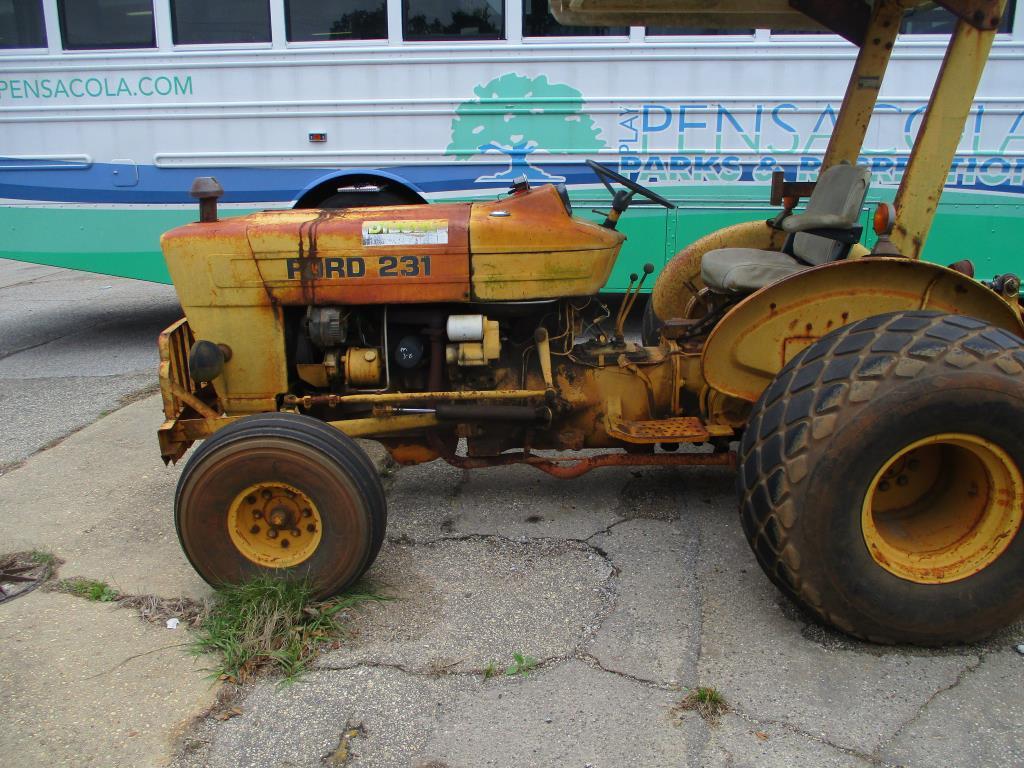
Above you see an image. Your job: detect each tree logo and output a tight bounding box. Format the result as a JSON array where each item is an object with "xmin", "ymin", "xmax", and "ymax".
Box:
[{"xmin": 446, "ymin": 73, "xmax": 606, "ymax": 183}]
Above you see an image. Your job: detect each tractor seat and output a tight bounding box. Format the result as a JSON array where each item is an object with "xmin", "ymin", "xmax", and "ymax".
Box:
[{"xmin": 701, "ymin": 162, "xmax": 871, "ymax": 294}]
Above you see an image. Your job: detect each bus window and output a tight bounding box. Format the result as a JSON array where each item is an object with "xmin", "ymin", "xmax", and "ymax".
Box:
[
  {"xmin": 286, "ymin": 0, "xmax": 387, "ymax": 41},
  {"xmin": 403, "ymin": 0, "xmax": 504, "ymax": 41},
  {"xmin": 58, "ymin": 0, "xmax": 156, "ymax": 49},
  {"xmin": 172, "ymin": 0, "xmax": 271, "ymax": 44},
  {"xmin": 522, "ymin": 0, "xmax": 626, "ymax": 37},
  {"xmin": 647, "ymin": 28, "xmax": 754, "ymax": 36},
  {"xmin": 901, "ymin": 3, "xmax": 1014, "ymax": 33},
  {"xmin": 771, "ymin": 4, "xmax": 1015, "ymax": 37},
  {"xmin": 0, "ymin": 0, "xmax": 47, "ymax": 48}
]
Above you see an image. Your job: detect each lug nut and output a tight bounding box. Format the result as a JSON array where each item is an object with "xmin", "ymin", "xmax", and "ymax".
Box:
[
  {"xmin": 306, "ymin": 524, "xmax": 316, "ymax": 533},
  {"xmin": 291, "ymin": 528, "xmax": 300, "ymax": 537},
  {"xmin": 261, "ymin": 489, "xmax": 272, "ymax": 499},
  {"xmin": 267, "ymin": 529, "xmax": 278, "ymax": 539},
  {"xmin": 302, "ymin": 508, "xmax": 312, "ymax": 518},
  {"xmin": 250, "ymin": 525, "xmax": 260, "ymax": 534},
  {"xmin": 252, "ymin": 510, "xmax": 262, "ymax": 519},
  {"xmin": 281, "ymin": 539, "xmax": 290, "ymax": 548},
  {"xmin": 246, "ymin": 494, "xmax": 257, "ymax": 504},
  {"xmin": 897, "ymin": 475, "xmax": 909, "ymax": 486}
]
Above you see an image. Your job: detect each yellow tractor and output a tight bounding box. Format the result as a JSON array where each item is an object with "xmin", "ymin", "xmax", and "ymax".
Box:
[{"xmin": 157, "ymin": 0, "xmax": 1024, "ymax": 645}]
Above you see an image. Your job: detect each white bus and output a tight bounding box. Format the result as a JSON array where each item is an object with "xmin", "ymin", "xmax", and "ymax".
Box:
[{"xmin": 1, "ymin": 0, "xmax": 1021, "ymax": 288}]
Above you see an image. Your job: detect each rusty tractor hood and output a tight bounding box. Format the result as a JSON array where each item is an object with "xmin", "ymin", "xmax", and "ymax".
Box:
[{"xmin": 161, "ymin": 184, "xmax": 625, "ymax": 307}]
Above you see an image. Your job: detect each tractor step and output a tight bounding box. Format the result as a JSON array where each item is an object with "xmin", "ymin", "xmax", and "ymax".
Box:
[{"xmin": 607, "ymin": 416, "xmax": 732, "ymax": 444}]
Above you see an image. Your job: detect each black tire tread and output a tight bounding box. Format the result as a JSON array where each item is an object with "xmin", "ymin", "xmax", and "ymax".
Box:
[
  {"xmin": 737, "ymin": 310, "xmax": 1024, "ymax": 643},
  {"xmin": 175, "ymin": 412, "xmax": 387, "ymax": 589}
]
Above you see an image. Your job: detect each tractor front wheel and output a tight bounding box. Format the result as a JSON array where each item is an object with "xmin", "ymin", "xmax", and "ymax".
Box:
[
  {"xmin": 175, "ymin": 413, "xmax": 387, "ymax": 599},
  {"xmin": 739, "ymin": 311, "xmax": 1024, "ymax": 644}
]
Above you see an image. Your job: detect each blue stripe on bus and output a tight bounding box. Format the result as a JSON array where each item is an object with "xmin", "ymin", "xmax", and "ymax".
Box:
[
  {"xmin": 0, "ymin": 158, "xmax": 552, "ymax": 204},
  {"xmin": 2, "ymin": 157, "xmax": 1023, "ymax": 204}
]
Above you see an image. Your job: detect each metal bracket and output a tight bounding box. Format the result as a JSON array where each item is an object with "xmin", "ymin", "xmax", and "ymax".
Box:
[
  {"xmin": 934, "ymin": 0, "xmax": 1004, "ymax": 30},
  {"xmin": 770, "ymin": 170, "xmax": 817, "ymax": 207},
  {"xmin": 788, "ymin": 0, "xmax": 871, "ymax": 45}
]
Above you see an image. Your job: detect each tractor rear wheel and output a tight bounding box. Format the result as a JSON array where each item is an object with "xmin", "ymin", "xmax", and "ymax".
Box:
[
  {"xmin": 738, "ymin": 311, "xmax": 1024, "ymax": 644},
  {"xmin": 175, "ymin": 413, "xmax": 386, "ymax": 599}
]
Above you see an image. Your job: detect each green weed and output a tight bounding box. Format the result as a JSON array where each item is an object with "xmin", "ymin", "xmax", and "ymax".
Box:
[
  {"xmin": 56, "ymin": 577, "xmax": 118, "ymax": 602},
  {"xmin": 675, "ymin": 686, "xmax": 728, "ymax": 724},
  {"xmin": 504, "ymin": 652, "xmax": 538, "ymax": 677},
  {"xmin": 28, "ymin": 549, "xmax": 58, "ymax": 569},
  {"xmin": 190, "ymin": 575, "xmax": 387, "ymax": 683}
]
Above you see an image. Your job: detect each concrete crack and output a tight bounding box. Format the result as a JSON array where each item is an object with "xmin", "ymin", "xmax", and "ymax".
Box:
[
  {"xmin": 575, "ymin": 651, "xmax": 678, "ymax": 691},
  {"xmin": 320, "ymin": 651, "xmax": 682, "ymax": 691},
  {"xmin": 0, "ymin": 315, "xmax": 121, "ymax": 361},
  {"xmin": 315, "ymin": 659, "xmax": 485, "ymax": 678},
  {"xmin": 582, "ymin": 516, "xmax": 630, "ymax": 545},
  {"xmin": 0, "ymin": 332, "xmax": 79, "ymax": 363},
  {"xmin": 728, "ymin": 705, "xmax": 889, "ymax": 766},
  {"xmin": 316, "ymin": 654, "xmax": 576, "ymax": 680},
  {"xmin": 871, "ymin": 650, "xmax": 986, "ymax": 760},
  {"xmin": 79, "ymin": 642, "xmax": 193, "ymax": 681},
  {"xmin": 687, "ymin": 509, "xmax": 706, "ymax": 689},
  {"xmin": 687, "ymin": 727, "xmax": 715, "ymax": 768},
  {"xmin": 0, "ymin": 270, "xmax": 68, "ymax": 293}
]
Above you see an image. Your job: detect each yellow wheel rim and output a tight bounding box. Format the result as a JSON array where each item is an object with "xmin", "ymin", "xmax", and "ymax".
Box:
[
  {"xmin": 226, "ymin": 482, "xmax": 323, "ymax": 568},
  {"xmin": 861, "ymin": 433, "xmax": 1023, "ymax": 584}
]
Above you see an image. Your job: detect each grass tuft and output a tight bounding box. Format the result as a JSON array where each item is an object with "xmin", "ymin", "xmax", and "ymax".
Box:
[
  {"xmin": 675, "ymin": 686, "xmax": 728, "ymax": 724},
  {"xmin": 190, "ymin": 575, "xmax": 387, "ymax": 683},
  {"xmin": 56, "ymin": 577, "xmax": 119, "ymax": 602},
  {"xmin": 28, "ymin": 549, "xmax": 58, "ymax": 569}
]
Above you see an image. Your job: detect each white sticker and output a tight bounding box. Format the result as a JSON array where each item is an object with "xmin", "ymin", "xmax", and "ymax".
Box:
[{"xmin": 362, "ymin": 219, "xmax": 448, "ymax": 246}]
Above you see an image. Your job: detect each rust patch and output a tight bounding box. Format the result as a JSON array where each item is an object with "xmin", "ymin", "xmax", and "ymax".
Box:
[
  {"xmin": 428, "ymin": 430, "xmax": 735, "ymax": 478},
  {"xmin": 783, "ymin": 336, "xmax": 819, "ymax": 367},
  {"xmin": 248, "ymin": 203, "xmax": 471, "ymax": 305},
  {"xmin": 295, "ymin": 208, "xmax": 335, "ymax": 304}
]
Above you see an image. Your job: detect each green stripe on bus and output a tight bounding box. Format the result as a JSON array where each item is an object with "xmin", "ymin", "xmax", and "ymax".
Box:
[
  {"xmin": 1, "ymin": 188, "xmax": 1021, "ymax": 288},
  {"xmin": 0, "ymin": 206, "xmax": 257, "ymax": 284}
]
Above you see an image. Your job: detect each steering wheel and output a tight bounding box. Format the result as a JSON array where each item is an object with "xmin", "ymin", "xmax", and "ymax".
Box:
[{"xmin": 586, "ymin": 159, "xmax": 676, "ymax": 209}]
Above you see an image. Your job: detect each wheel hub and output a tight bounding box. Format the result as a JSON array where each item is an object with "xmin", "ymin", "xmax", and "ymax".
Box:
[
  {"xmin": 227, "ymin": 482, "xmax": 323, "ymax": 568},
  {"xmin": 862, "ymin": 433, "xmax": 1023, "ymax": 584},
  {"xmin": 268, "ymin": 504, "xmax": 295, "ymax": 529}
]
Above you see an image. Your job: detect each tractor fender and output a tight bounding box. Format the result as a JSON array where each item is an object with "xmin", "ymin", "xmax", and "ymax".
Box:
[
  {"xmin": 701, "ymin": 257, "xmax": 1024, "ymax": 403},
  {"xmin": 651, "ymin": 220, "xmax": 788, "ymax": 322}
]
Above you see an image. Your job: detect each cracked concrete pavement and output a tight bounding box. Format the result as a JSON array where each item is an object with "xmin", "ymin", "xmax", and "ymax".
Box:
[
  {"xmin": 2, "ymin": 259, "xmax": 1023, "ymax": 768},
  {"xmin": 175, "ymin": 458, "xmax": 1024, "ymax": 768}
]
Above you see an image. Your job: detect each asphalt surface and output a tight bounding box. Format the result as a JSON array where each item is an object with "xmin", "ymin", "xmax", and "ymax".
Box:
[
  {"xmin": 0, "ymin": 258, "xmax": 181, "ymax": 473},
  {"xmin": 1, "ymin": 259, "xmax": 1023, "ymax": 767}
]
